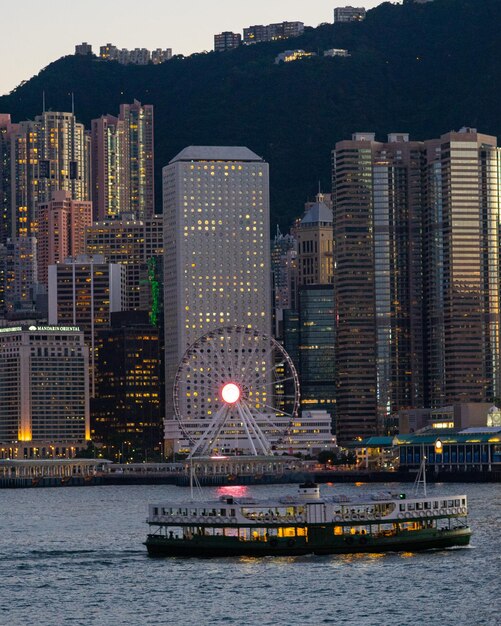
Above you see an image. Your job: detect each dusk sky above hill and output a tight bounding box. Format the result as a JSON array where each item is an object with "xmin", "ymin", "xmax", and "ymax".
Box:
[{"xmin": 0, "ymin": 0, "xmax": 396, "ymax": 97}]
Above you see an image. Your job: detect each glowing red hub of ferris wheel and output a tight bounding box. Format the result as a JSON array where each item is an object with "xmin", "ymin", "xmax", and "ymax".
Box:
[{"xmin": 221, "ymin": 383, "xmax": 241, "ymax": 405}]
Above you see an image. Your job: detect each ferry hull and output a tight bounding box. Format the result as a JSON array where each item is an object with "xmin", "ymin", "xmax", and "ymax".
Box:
[{"xmin": 145, "ymin": 527, "xmax": 471, "ymax": 558}]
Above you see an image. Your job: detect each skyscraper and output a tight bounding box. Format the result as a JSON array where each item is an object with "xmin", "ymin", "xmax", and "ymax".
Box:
[
  {"xmin": 162, "ymin": 146, "xmax": 271, "ymax": 447},
  {"xmin": 0, "ymin": 237, "xmax": 37, "ymax": 316},
  {"xmin": 84, "ymin": 214, "xmax": 163, "ymax": 311},
  {"xmin": 48, "ymin": 255, "xmax": 126, "ymax": 396},
  {"xmin": 332, "ymin": 128, "xmax": 501, "ymax": 443},
  {"xmin": 10, "ymin": 111, "xmax": 91, "ymax": 238},
  {"xmin": 424, "ymin": 128, "xmax": 501, "ymax": 407},
  {"xmin": 0, "ymin": 325, "xmax": 90, "ymax": 458},
  {"xmin": 36, "ymin": 190, "xmax": 92, "ymax": 286},
  {"xmin": 295, "ymin": 194, "xmax": 334, "ymax": 288},
  {"xmin": 332, "ymin": 132, "xmax": 426, "ymax": 442},
  {"xmin": 91, "ymin": 100, "xmax": 155, "ymax": 220},
  {"xmin": 92, "ymin": 311, "xmax": 162, "ymax": 461},
  {"xmin": 0, "ymin": 114, "xmax": 14, "ymax": 246}
]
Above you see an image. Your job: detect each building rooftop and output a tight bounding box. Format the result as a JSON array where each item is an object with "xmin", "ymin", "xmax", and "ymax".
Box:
[
  {"xmin": 170, "ymin": 146, "xmax": 263, "ymax": 164},
  {"xmin": 301, "ymin": 201, "xmax": 333, "ymax": 225}
]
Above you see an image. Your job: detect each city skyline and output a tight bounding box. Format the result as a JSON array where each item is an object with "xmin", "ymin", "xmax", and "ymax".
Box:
[{"xmin": 0, "ymin": 0, "xmax": 394, "ymax": 96}]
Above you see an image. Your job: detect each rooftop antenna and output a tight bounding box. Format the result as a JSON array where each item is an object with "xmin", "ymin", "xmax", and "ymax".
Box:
[
  {"xmin": 42, "ymin": 91, "xmax": 46, "ymax": 113},
  {"xmin": 71, "ymin": 92, "xmax": 75, "ymax": 115}
]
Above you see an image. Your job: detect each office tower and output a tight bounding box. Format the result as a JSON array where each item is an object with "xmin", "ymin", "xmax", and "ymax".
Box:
[
  {"xmin": 91, "ymin": 101, "xmax": 155, "ymax": 220},
  {"xmin": 332, "ymin": 132, "xmax": 426, "ymax": 442},
  {"xmin": 163, "ymin": 146, "xmax": 271, "ymax": 444},
  {"xmin": 48, "ymin": 255, "xmax": 125, "ymax": 395},
  {"xmin": 36, "ymin": 190, "xmax": 92, "ymax": 286},
  {"xmin": 296, "ymin": 193, "xmax": 333, "ymax": 287},
  {"xmin": 296, "ymin": 285, "xmax": 335, "ymax": 419},
  {"xmin": 92, "ymin": 311, "xmax": 162, "ymax": 461},
  {"xmin": 0, "ymin": 325, "xmax": 89, "ymax": 458},
  {"xmin": 214, "ymin": 32, "xmax": 242, "ymax": 52},
  {"xmin": 85, "ymin": 214, "xmax": 163, "ymax": 312},
  {"xmin": 10, "ymin": 111, "xmax": 91, "ymax": 238},
  {"xmin": 0, "ymin": 237, "xmax": 37, "ymax": 316},
  {"xmin": 424, "ymin": 129, "xmax": 501, "ymax": 407},
  {"xmin": 333, "ymin": 7, "xmax": 366, "ymax": 23}
]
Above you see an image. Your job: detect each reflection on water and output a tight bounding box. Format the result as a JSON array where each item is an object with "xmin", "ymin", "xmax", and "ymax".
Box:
[
  {"xmin": 0, "ymin": 482, "xmax": 498, "ymax": 626},
  {"xmin": 216, "ymin": 485, "xmax": 250, "ymax": 498}
]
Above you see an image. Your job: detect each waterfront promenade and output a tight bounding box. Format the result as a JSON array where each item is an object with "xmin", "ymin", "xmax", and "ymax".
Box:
[{"xmin": 0, "ymin": 457, "xmax": 499, "ymax": 488}]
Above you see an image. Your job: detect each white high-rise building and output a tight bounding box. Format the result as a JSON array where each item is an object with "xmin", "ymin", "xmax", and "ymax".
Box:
[
  {"xmin": 163, "ymin": 146, "xmax": 272, "ymax": 449},
  {"xmin": 0, "ymin": 325, "xmax": 90, "ymax": 458}
]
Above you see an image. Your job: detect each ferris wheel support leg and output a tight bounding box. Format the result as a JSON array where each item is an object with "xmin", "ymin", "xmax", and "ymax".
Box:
[
  {"xmin": 188, "ymin": 404, "xmax": 228, "ymax": 458},
  {"xmin": 240, "ymin": 403, "xmax": 272, "ymax": 455},
  {"xmin": 236, "ymin": 403, "xmax": 259, "ymax": 456}
]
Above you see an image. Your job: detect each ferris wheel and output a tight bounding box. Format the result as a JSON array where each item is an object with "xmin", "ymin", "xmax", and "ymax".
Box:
[{"xmin": 173, "ymin": 325, "xmax": 300, "ymax": 458}]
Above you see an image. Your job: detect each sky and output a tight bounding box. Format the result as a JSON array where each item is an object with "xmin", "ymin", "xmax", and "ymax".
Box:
[{"xmin": 0, "ymin": 1, "xmax": 398, "ymax": 96}]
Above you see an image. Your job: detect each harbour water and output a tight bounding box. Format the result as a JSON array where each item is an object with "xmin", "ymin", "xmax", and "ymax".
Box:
[{"xmin": 1, "ymin": 482, "xmax": 499, "ymax": 626}]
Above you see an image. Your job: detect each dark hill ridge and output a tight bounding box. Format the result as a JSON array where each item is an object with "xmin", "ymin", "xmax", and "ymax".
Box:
[{"xmin": 1, "ymin": 0, "xmax": 500, "ymax": 227}]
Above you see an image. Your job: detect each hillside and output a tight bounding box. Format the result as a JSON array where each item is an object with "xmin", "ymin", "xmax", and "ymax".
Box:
[{"xmin": 1, "ymin": 0, "xmax": 500, "ymax": 227}]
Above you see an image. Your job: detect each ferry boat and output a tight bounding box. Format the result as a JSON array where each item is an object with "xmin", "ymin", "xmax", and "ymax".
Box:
[{"xmin": 144, "ymin": 482, "xmax": 472, "ymax": 557}]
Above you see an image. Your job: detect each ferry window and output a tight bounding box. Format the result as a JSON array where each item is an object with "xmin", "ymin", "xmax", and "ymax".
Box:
[
  {"xmin": 153, "ymin": 508, "xmax": 159, "ymax": 516},
  {"xmin": 447, "ymin": 500, "xmax": 454, "ymax": 507},
  {"xmin": 407, "ymin": 503, "xmax": 415, "ymax": 511},
  {"xmin": 462, "ymin": 499, "xmax": 466, "ymax": 506},
  {"xmin": 441, "ymin": 501, "xmax": 447, "ymax": 508},
  {"xmin": 416, "ymin": 502, "xmax": 423, "ymax": 510},
  {"xmin": 230, "ymin": 509, "xmax": 235, "ymax": 516},
  {"xmin": 433, "ymin": 501, "xmax": 439, "ymax": 509},
  {"xmin": 399, "ymin": 504, "xmax": 405, "ymax": 511},
  {"xmin": 454, "ymin": 500, "xmax": 460, "ymax": 507},
  {"xmin": 220, "ymin": 509, "xmax": 226, "ymax": 516},
  {"xmin": 424, "ymin": 502, "xmax": 431, "ymax": 510}
]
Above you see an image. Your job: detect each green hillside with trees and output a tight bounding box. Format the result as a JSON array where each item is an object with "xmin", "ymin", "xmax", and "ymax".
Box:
[{"xmin": 1, "ymin": 0, "xmax": 499, "ymax": 227}]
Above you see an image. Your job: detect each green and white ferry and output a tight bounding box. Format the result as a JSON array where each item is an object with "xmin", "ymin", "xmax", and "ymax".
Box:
[{"xmin": 144, "ymin": 481, "xmax": 472, "ymax": 557}]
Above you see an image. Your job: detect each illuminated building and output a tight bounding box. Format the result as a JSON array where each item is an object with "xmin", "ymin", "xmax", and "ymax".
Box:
[
  {"xmin": 0, "ymin": 237, "xmax": 37, "ymax": 316},
  {"xmin": 0, "ymin": 325, "xmax": 89, "ymax": 459},
  {"xmin": 271, "ymin": 227, "xmax": 297, "ymax": 337},
  {"xmin": 424, "ymin": 129, "xmax": 501, "ymax": 407},
  {"xmin": 244, "ymin": 22, "xmax": 304, "ymax": 44},
  {"xmin": 214, "ymin": 32, "xmax": 241, "ymax": 52},
  {"xmin": 85, "ymin": 214, "xmax": 163, "ymax": 311},
  {"xmin": 92, "ymin": 311, "xmax": 162, "ymax": 461},
  {"xmin": 274, "ymin": 50, "xmax": 316, "ymax": 64},
  {"xmin": 98, "ymin": 44, "xmax": 171, "ymax": 65},
  {"xmin": 162, "ymin": 146, "xmax": 271, "ymax": 448},
  {"xmin": 36, "ymin": 190, "xmax": 92, "ymax": 286},
  {"xmin": 332, "ymin": 128, "xmax": 501, "ymax": 443},
  {"xmin": 48, "ymin": 255, "xmax": 126, "ymax": 396},
  {"xmin": 333, "ymin": 132, "xmax": 427, "ymax": 442},
  {"xmin": 0, "ymin": 114, "xmax": 14, "ymax": 246},
  {"xmin": 296, "ymin": 193, "xmax": 333, "ymax": 287},
  {"xmin": 91, "ymin": 101, "xmax": 155, "ymax": 220},
  {"xmin": 10, "ymin": 111, "xmax": 91, "ymax": 239},
  {"xmin": 283, "ymin": 285, "xmax": 335, "ymax": 424},
  {"xmin": 323, "ymin": 49, "xmax": 350, "ymax": 58},
  {"xmin": 333, "ymin": 7, "xmax": 366, "ymax": 23}
]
